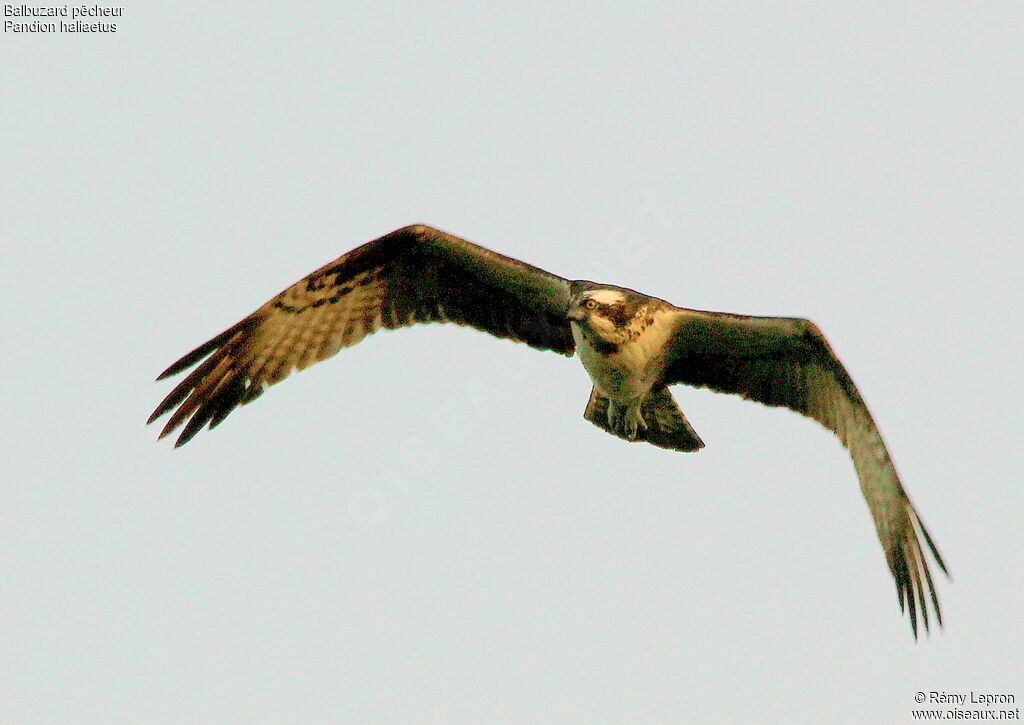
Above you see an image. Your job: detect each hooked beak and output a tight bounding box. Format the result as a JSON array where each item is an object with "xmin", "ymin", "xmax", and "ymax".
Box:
[{"xmin": 567, "ymin": 308, "xmax": 587, "ymax": 323}]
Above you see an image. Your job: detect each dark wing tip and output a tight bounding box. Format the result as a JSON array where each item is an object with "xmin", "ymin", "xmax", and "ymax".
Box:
[
  {"xmin": 149, "ymin": 318, "xmax": 258, "ymax": 444},
  {"xmin": 890, "ymin": 510, "xmax": 948, "ymax": 641},
  {"xmin": 154, "ymin": 319, "xmax": 253, "ymax": 382},
  {"xmin": 915, "ymin": 511, "xmax": 950, "ymax": 578}
]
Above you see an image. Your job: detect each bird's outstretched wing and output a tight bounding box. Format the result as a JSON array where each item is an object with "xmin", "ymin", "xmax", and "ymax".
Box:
[
  {"xmin": 149, "ymin": 225, "xmax": 574, "ymax": 446},
  {"xmin": 664, "ymin": 310, "xmax": 948, "ymax": 638}
]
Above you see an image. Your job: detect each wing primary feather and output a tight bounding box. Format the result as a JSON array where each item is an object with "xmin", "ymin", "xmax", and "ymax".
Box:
[
  {"xmin": 894, "ymin": 556, "xmax": 907, "ymax": 613},
  {"xmin": 174, "ymin": 372, "xmax": 242, "ymax": 447},
  {"xmin": 158, "ymin": 381, "xmax": 213, "ymax": 440},
  {"xmin": 205, "ymin": 377, "xmax": 246, "ymax": 430},
  {"xmin": 914, "ymin": 510, "xmax": 949, "ymax": 576},
  {"xmin": 148, "ymin": 352, "xmax": 225, "ymax": 425},
  {"xmin": 908, "ymin": 540, "xmax": 929, "ymax": 635},
  {"xmin": 174, "ymin": 395, "xmax": 220, "ymax": 447},
  {"xmin": 158, "ymin": 353, "xmax": 234, "ymax": 438},
  {"xmin": 155, "ymin": 319, "xmax": 252, "ymax": 381},
  {"xmin": 904, "ymin": 554, "xmax": 919, "ymax": 640},
  {"xmin": 920, "ymin": 547, "xmax": 943, "ymax": 628},
  {"xmin": 912, "ymin": 510, "xmax": 945, "ymax": 628}
]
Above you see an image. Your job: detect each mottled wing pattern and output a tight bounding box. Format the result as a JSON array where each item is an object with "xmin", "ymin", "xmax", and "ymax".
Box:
[
  {"xmin": 149, "ymin": 225, "xmax": 574, "ymax": 446},
  {"xmin": 664, "ymin": 310, "xmax": 948, "ymax": 638}
]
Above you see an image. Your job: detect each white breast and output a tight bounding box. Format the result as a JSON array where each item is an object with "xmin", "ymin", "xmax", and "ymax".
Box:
[{"xmin": 572, "ymin": 309, "xmax": 679, "ymax": 403}]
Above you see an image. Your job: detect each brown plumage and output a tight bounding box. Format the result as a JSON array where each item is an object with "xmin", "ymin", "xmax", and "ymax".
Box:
[
  {"xmin": 663, "ymin": 310, "xmax": 947, "ymax": 636},
  {"xmin": 148, "ymin": 225, "xmax": 574, "ymax": 446},
  {"xmin": 149, "ymin": 223, "xmax": 947, "ymax": 638}
]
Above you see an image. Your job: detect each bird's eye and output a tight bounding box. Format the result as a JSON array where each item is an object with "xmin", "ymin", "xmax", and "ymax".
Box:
[{"xmin": 584, "ymin": 299, "xmax": 597, "ymax": 310}]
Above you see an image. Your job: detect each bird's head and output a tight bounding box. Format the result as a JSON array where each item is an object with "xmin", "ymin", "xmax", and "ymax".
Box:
[{"xmin": 567, "ymin": 283, "xmax": 651, "ymax": 346}]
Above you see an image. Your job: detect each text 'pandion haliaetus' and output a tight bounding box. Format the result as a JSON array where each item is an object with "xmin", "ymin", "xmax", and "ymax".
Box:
[{"xmin": 149, "ymin": 224, "xmax": 948, "ymax": 638}]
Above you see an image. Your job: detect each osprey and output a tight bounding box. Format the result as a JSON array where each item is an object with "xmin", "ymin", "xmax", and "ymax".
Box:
[{"xmin": 149, "ymin": 224, "xmax": 947, "ymax": 637}]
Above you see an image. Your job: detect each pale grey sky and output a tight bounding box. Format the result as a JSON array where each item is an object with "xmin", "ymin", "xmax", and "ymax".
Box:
[{"xmin": 2, "ymin": 3, "xmax": 1022, "ymax": 723}]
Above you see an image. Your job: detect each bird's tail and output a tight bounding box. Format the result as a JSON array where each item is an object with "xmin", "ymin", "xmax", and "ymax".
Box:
[{"xmin": 583, "ymin": 385, "xmax": 705, "ymax": 452}]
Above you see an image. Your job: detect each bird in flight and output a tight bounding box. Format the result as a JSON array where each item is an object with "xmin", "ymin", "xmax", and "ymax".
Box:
[{"xmin": 149, "ymin": 223, "xmax": 948, "ymax": 637}]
